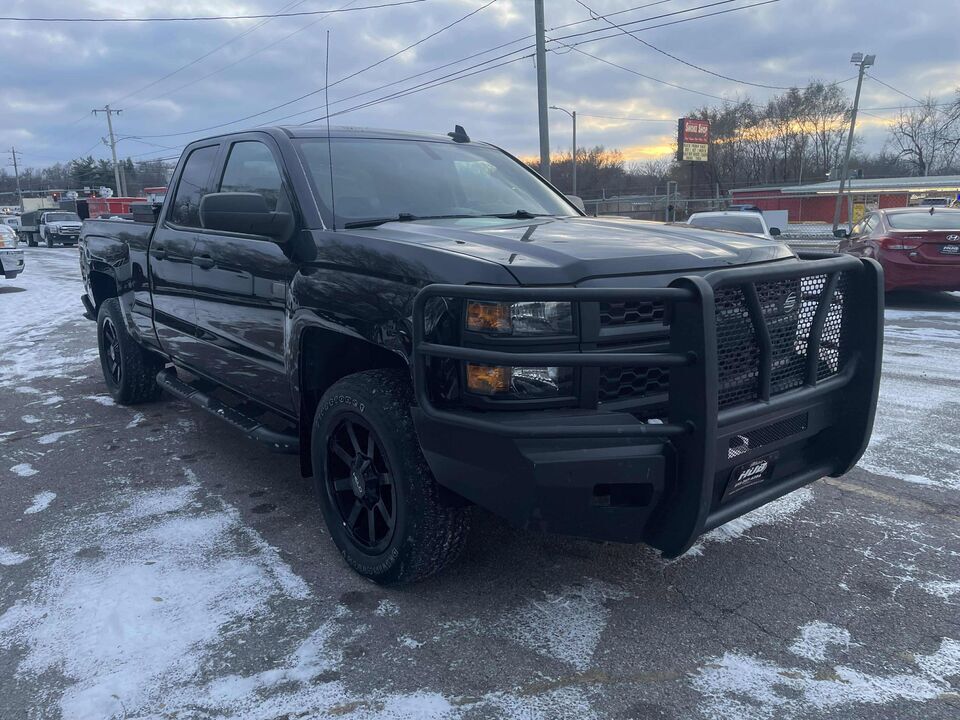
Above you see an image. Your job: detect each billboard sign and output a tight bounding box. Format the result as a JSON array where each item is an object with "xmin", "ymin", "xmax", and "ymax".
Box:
[{"xmin": 678, "ymin": 118, "xmax": 710, "ymax": 162}]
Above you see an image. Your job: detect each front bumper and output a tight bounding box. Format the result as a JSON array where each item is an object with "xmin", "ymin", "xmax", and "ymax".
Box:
[
  {"xmin": 411, "ymin": 253, "xmax": 884, "ymax": 557},
  {"xmin": 0, "ymin": 249, "xmax": 24, "ymax": 278}
]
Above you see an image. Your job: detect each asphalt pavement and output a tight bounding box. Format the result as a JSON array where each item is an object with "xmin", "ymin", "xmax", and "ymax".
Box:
[{"xmin": 1, "ymin": 247, "xmax": 959, "ymax": 720}]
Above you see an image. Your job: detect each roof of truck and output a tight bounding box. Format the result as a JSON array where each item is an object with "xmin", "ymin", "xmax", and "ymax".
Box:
[{"xmin": 191, "ymin": 126, "xmax": 482, "ymax": 146}]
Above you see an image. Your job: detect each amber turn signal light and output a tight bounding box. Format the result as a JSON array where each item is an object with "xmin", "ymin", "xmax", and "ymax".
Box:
[
  {"xmin": 466, "ymin": 364, "xmax": 510, "ymax": 395},
  {"xmin": 466, "ymin": 302, "xmax": 511, "ymax": 333}
]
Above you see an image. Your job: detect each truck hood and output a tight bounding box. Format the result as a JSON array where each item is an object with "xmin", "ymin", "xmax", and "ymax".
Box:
[{"xmin": 348, "ymin": 216, "xmax": 794, "ymax": 284}]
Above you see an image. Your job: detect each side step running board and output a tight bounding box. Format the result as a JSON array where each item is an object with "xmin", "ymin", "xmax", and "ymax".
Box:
[{"xmin": 156, "ymin": 368, "xmax": 299, "ymax": 454}]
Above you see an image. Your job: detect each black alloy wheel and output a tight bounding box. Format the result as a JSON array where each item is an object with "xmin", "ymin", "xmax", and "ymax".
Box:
[
  {"xmin": 325, "ymin": 415, "xmax": 397, "ymax": 554},
  {"xmin": 101, "ymin": 316, "xmax": 122, "ymax": 385}
]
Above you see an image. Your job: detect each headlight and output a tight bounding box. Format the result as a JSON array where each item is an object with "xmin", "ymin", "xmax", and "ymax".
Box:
[
  {"xmin": 466, "ymin": 363, "xmax": 573, "ymax": 399},
  {"xmin": 0, "ymin": 234, "xmax": 16, "ymax": 249},
  {"xmin": 466, "ymin": 301, "xmax": 573, "ymax": 336}
]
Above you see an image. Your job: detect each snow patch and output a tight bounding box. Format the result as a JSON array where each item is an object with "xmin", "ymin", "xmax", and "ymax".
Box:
[
  {"xmin": 84, "ymin": 395, "xmax": 115, "ymax": 407},
  {"xmin": 503, "ymin": 580, "xmax": 628, "ymax": 671},
  {"xmin": 685, "ymin": 487, "xmax": 814, "ymax": 556},
  {"xmin": 920, "ymin": 580, "xmax": 960, "ymax": 600},
  {"xmin": 42, "ymin": 395, "xmax": 64, "ymax": 405},
  {"xmin": 788, "ymin": 621, "xmax": 853, "ymax": 662},
  {"xmin": 398, "ymin": 636, "xmax": 423, "ymax": 649},
  {"xmin": 21, "ymin": 415, "xmax": 41, "ymax": 424},
  {"xmin": 24, "ymin": 492, "xmax": 56, "ymax": 515},
  {"xmin": 375, "ymin": 599, "xmax": 400, "ymax": 617},
  {"xmin": 126, "ymin": 412, "xmax": 146, "ymax": 429},
  {"xmin": 0, "ymin": 547, "xmax": 29, "ymax": 566},
  {"xmin": 691, "ymin": 624, "xmax": 960, "ymax": 720},
  {"xmin": 10, "ymin": 463, "xmax": 39, "ymax": 477},
  {"xmin": 36, "ymin": 430, "xmax": 80, "ymax": 445}
]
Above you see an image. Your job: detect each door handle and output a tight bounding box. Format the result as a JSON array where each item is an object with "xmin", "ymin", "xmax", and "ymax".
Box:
[
  {"xmin": 151, "ymin": 246, "xmax": 167, "ymax": 260},
  {"xmin": 192, "ymin": 254, "xmax": 215, "ymax": 270}
]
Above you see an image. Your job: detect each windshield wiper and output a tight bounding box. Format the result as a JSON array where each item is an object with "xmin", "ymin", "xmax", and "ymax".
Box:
[
  {"xmin": 342, "ymin": 213, "xmax": 479, "ymax": 229},
  {"xmin": 482, "ymin": 210, "xmax": 551, "ymax": 220}
]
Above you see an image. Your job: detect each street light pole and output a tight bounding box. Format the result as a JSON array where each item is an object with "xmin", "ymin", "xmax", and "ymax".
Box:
[
  {"xmin": 534, "ymin": 0, "xmax": 551, "ymax": 182},
  {"xmin": 549, "ymin": 105, "xmax": 576, "ymax": 196},
  {"xmin": 832, "ymin": 52, "xmax": 875, "ymax": 232}
]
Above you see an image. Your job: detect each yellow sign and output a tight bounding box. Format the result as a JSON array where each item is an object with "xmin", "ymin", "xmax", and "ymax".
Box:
[
  {"xmin": 852, "ymin": 203, "xmax": 865, "ymax": 224},
  {"xmin": 682, "ymin": 142, "xmax": 708, "ymax": 162}
]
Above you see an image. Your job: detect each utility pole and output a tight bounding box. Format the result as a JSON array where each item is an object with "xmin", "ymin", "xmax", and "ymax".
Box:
[
  {"xmin": 534, "ymin": 0, "xmax": 550, "ymax": 182},
  {"xmin": 9, "ymin": 147, "xmax": 24, "ymax": 210},
  {"xmin": 93, "ymin": 105, "xmax": 124, "ymax": 197},
  {"xmin": 832, "ymin": 52, "xmax": 875, "ymax": 232},
  {"xmin": 549, "ymin": 105, "xmax": 576, "ymax": 195}
]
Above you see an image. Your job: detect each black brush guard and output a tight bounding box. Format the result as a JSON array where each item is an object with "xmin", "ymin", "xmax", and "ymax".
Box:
[{"xmin": 412, "ymin": 254, "xmax": 883, "ymax": 556}]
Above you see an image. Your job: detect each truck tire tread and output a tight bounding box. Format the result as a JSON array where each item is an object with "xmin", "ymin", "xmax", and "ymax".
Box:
[
  {"xmin": 311, "ymin": 369, "xmax": 470, "ymax": 584},
  {"xmin": 97, "ymin": 297, "xmax": 165, "ymax": 405}
]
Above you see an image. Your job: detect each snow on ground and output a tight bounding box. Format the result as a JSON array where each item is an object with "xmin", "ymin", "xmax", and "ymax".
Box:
[
  {"xmin": 691, "ymin": 622, "xmax": 960, "ymax": 720},
  {"xmin": 0, "ymin": 548, "xmax": 30, "ymax": 566},
  {"xmin": 23, "ymin": 491, "xmax": 56, "ymax": 515},
  {"xmin": 683, "ymin": 488, "xmax": 815, "ymax": 557},
  {"xmin": 9, "ymin": 463, "xmax": 39, "ymax": 477},
  {"xmin": 858, "ymin": 302, "xmax": 960, "ymax": 490}
]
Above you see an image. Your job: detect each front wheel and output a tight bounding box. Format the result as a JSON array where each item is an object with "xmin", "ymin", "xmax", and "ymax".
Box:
[
  {"xmin": 97, "ymin": 298, "xmax": 165, "ymax": 404},
  {"xmin": 311, "ymin": 369, "xmax": 471, "ymax": 584},
  {"xmin": 27, "ymin": 234, "xmax": 37, "ymax": 247},
  {"xmin": 44, "ymin": 233, "xmax": 53, "ymax": 248}
]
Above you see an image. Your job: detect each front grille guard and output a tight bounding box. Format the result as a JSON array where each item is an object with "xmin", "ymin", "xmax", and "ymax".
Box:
[{"xmin": 412, "ymin": 253, "xmax": 883, "ymax": 555}]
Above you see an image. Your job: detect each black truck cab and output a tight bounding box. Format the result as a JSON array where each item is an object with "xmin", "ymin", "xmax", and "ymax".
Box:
[{"xmin": 79, "ymin": 126, "xmax": 883, "ymax": 584}]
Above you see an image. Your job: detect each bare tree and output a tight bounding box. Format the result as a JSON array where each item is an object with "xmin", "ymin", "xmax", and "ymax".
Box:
[{"xmin": 887, "ymin": 91, "xmax": 960, "ymax": 176}]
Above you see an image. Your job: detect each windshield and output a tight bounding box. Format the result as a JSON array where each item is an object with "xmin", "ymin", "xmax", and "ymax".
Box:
[
  {"xmin": 689, "ymin": 215, "xmax": 765, "ymax": 234},
  {"xmin": 296, "ymin": 138, "xmax": 577, "ymax": 229},
  {"xmin": 887, "ymin": 211, "xmax": 960, "ymax": 230},
  {"xmin": 44, "ymin": 212, "xmax": 80, "ymax": 222}
]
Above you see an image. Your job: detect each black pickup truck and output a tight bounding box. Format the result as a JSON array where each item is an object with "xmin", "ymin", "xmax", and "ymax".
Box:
[{"xmin": 79, "ymin": 126, "xmax": 883, "ymax": 584}]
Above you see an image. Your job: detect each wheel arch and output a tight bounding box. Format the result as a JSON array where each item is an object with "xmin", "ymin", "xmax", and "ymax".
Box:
[{"xmin": 297, "ymin": 325, "xmax": 408, "ymax": 477}]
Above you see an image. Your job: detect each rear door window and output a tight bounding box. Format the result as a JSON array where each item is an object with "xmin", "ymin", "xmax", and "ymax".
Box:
[{"xmin": 169, "ymin": 145, "xmax": 219, "ymax": 227}]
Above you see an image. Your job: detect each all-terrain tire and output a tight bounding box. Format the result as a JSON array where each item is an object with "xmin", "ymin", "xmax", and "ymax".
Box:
[
  {"xmin": 45, "ymin": 233, "xmax": 53, "ymax": 248},
  {"xmin": 311, "ymin": 369, "xmax": 470, "ymax": 584},
  {"xmin": 97, "ymin": 297, "xmax": 165, "ymax": 405},
  {"xmin": 27, "ymin": 233, "xmax": 37, "ymax": 247}
]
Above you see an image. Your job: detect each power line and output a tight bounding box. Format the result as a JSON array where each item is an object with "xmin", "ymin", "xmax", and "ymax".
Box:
[
  {"xmin": 129, "ymin": 0, "xmax": 500, "ymax": 140},
  {"xmin": 112, "ymin": 0, "xmax": 318, "ymax": 106},
  {"xmin": 865, "ymin": 73, "xmax": 924, "ymax": 106},
  {"xmin": 578, "ymin": 113, "xmax": 674, "ymax": 122},
  {"xmin": 571, "ymin": 0, "xmax": 792, "ymax": 90},
  {"xmin": 0, "ymin": 0, "xmax": 426, "ymax": 23}
]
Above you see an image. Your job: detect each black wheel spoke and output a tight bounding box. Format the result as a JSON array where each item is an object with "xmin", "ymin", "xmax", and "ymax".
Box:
[
  {"xmin": 367, "ymin": 507, "xmax": 376, "ymax": 542},
  {"xmin": 367, "ymin": 432, "xmax": 375, "ymax": 458},
  {"xmin": 346, "ymin": 421, "xmax": 362, "ymax": 454},
  {"xmin": 375, "ymin": 500, "xmax": 394, "ymax": 529},
  {"xmin": 378, "ymin": 473, "xmax": 393, "ymax": 487},
  {"xmin": 332, "ymin": 477, "xmax": 353, "ymax": 492},
  {"xmin": 332, "ymin": 442, "xmax": 353, "ymax": 466},
  {"xmin": 346, "ymin": 500, "xmax": 363, "ymax": 528}
]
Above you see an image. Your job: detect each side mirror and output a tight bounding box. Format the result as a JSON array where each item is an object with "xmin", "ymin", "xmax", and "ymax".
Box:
[
  {"xmin": 833, "ymin": 228, "xmax": 850, "ymax": 239},
  {"xmin": 199, "ymin": 192, "xmax": 292, "ymax": 241},
  {"xmin": 769, "ymin": 227, "xmax": 781, "ymax": 236},
  {"xmin": 565, "ymin": 194, "xmax": 586, "ymax": 213}
]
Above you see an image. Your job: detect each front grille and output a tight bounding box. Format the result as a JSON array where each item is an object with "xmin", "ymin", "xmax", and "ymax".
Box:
[
  {"xmin": 716, "ymin": 273, "xmax": 851, "ymax": 409},
  {"xmin": 598, "ymin": 365, "xmax": 670, "ymax": 402},
  {"xmin": 599, "ymin": 300, "xmax": 665, "ymax": 327}
]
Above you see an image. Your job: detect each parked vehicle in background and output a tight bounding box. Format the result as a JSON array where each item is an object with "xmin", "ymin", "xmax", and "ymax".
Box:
[
  {"xmin": 686, "ymin": 210, "xmax": 782, "ymax": 241},
  {"xmin": 2, "ymin": 216, "xmax": 21, "ymax": 231},
  {"xmin": 726, "ymin": 204, "xmax": 763, "ymax": 213},
  {"xmin": 79, "ymin": 126, "xmax": 882, "ymax": 584},
  {"xmin": 0, "ymin": 224, "xmax": 24, "ymax": 279},
  {"xmin": 916, "ymin": 198, "xmax": 949, "ymax": 208},
  {"xmin": 18, "ymin": 210, "xmax": 82, "ymax": 247},
  {"xmin": 837, "ymin": 207, "xmax": 960, "ymax": 292}
]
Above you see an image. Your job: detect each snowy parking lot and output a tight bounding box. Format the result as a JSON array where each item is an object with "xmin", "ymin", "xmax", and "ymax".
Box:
[{"xmin": 2, "ymin": 248, "xmax": 959, "ymax": 719}]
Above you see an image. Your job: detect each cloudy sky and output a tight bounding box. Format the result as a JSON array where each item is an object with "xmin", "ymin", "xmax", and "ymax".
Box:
[{"xmin": 1, "ymin": 0, "xmax": 957, "ymax": 172}]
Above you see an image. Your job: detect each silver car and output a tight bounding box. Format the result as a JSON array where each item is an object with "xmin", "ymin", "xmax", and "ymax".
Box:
[{"xmin": 0, "ymin": 224, "xmax": 24, "ymax": 279}]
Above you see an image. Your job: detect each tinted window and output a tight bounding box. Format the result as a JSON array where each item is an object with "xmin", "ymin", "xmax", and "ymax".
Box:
[
  {"xmin": 170, "ymin": 145, "xmax": 219, "ymax": 227},
  {"xmin": 219, "ymin": 141, "xmax": 284, "ymax": 212},
  {"xmin": 887, "ymin": 211, "xmax": 960, "ymax": 230},
  {"xmin": 296, "ymin": 138, "xmax": 576, "ymax": 228},
  {"xmin": 689, "ymin": 215, "xmax": 765, "ymax": 234}
]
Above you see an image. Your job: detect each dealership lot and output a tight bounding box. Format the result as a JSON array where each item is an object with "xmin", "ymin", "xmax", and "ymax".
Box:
[{"xmin": 1, "ymin": 248, "xmax": 959, "ymax": 719}]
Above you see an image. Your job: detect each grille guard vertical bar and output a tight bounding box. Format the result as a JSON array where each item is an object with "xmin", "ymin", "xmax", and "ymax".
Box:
[
  {"xmin": 742, "ymin": 285, "xmax": 772, "ymax": 401},
  {"xmin": 804, "ymin": 271, "xmax": 841, "ymax": 385}
]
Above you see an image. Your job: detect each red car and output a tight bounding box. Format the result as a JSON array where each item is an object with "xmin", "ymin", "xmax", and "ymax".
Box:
[{"xmin": 839, "ymin": 207, "xmax": 960, "ymax": 292}]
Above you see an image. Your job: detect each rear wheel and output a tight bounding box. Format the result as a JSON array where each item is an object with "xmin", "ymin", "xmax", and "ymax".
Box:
[
  {"xmin": 311, "ymin": 369, "xmax": 470, "ymax": 584},
  {"xmin": 27, "ymin": 233, "xmax": 37, "ymax": 247},
  {"xmin": 97, "ymin": 298, "xmax": 165, "ymax": 404}
]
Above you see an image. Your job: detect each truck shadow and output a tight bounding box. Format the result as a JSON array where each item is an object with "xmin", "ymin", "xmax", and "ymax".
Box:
[{"xmin": 0, "ymin": 286, "xmax": 26, "ymax": 294}]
